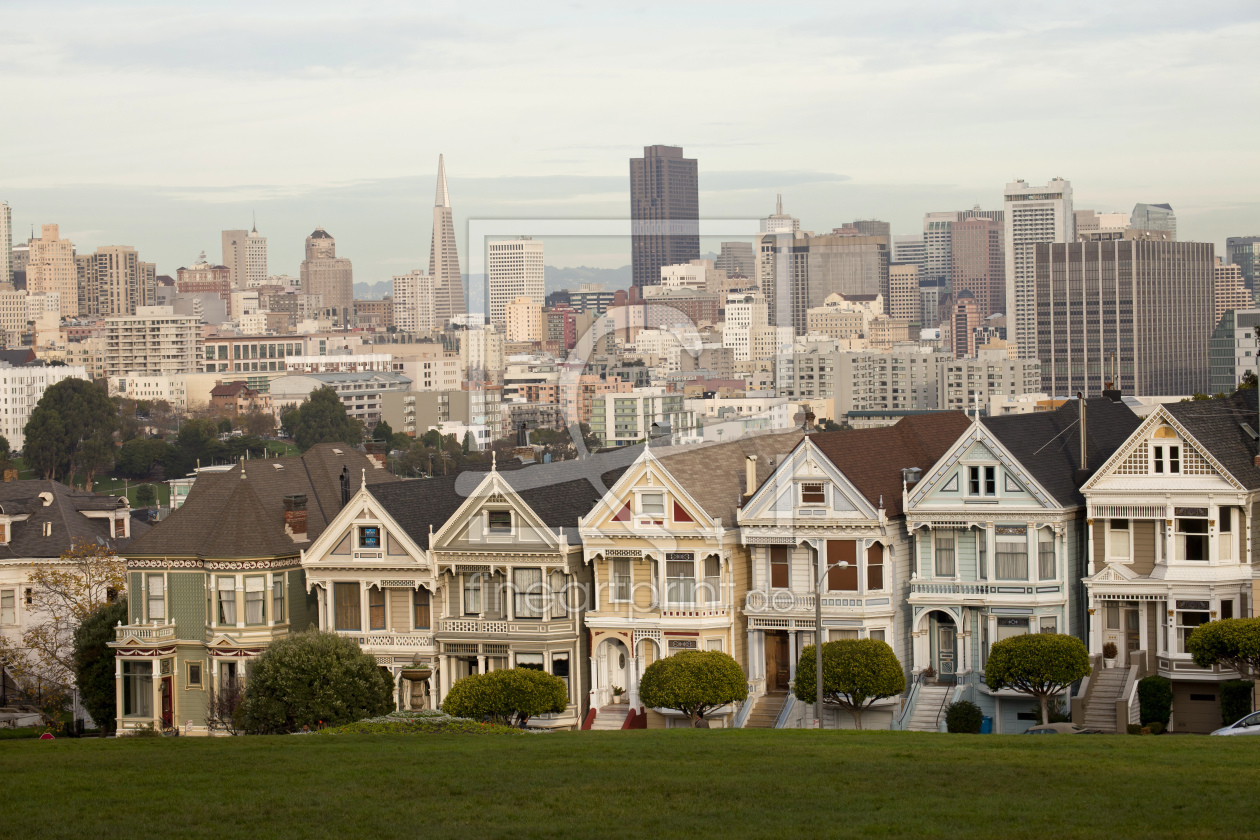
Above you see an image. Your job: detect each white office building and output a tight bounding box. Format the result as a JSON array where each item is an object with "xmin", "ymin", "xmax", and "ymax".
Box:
[
  {"xmin": 0, "ymin": 363, "xmax": 89, "ymax": 451},
  {"xmin": 392, "ymin": 270, "xmax": 438, "ymax": 334},
  {"xmin": 1004, "ymin": 178, "xmax": 1074, "ymax": 359},
  {"xmin": 102, "ymin": 306, "xmax": 202, "ymax": 378},
  {"xmin": 0, "ymin": 202, "xmax": 10, "ymax": 286},
  {"xmin": 487, "ymin": 237, "xmax": 544, "ymax": 328},
  {"xmin": 722, "ymin": 291, "xmax": 768, "ymax": 362}
]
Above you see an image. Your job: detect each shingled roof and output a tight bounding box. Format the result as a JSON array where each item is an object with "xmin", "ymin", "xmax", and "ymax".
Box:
[
  {"xmin": 656, "ymin": 431, "xmax": 805, "ymax": 527},
  {"xmin": 0, "ymin": 481, "xmax": 131, "ymax": 559},
  {"xmin": 124, "ymin": 443, "xmax": 398, "ymax": 559},
  {"xmin": 983, "ymin": 397, "xmax": 1141, "ymax": 506},
  {"xmin": 810, "ymin": 412, "xmax": 973, "ymax": 517},
  {"xmin": 1164, "ymin": 389, "xmax": 1260, "ymax": 490}
]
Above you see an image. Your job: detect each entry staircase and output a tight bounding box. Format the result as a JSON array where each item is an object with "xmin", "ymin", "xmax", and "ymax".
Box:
[
  {"xmin": 743, "ymin": 692, "xmax": 789, "ymax": 729},
  {"xmin": 906, "ymin": 684, "xmax": 952, "ymax": 732},
  {"xmin": 1081, "ymin": 668, "xmax": 1128, "ymax": 733},
  {"xmin": 589, "ymin": 704, "xmax": 630, "ymax": 730}
]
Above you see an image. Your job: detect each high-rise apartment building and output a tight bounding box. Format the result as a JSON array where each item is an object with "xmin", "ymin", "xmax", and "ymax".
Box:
[
  {"xmin": 429, "ymin": 155, "xmax": 466, "ymax": 326},
  {"xmin": 103, "ymin": 306, "xmax": 202, "ymax": 378},
  {"xmin": 300, "ymin": 227, "xmax": 353, "ymax": 326},
  {"xmin": 715, "ymin": 241, "xmax": 755, "ymax": 278},
  {"xmin": 505, "ymin": 296, "xmax": 544, "ymax": 343},
  {"xmin": 1226, "ymin": 236, "xmax": 1260, "ymax": 291},
  {"xmin": 392, "ymin": 270, "xmax": 437, "ymax": 334},
  {"xmin": 888, "ymin": 263, "xmax": 920, "ymax": 323},
  {"xmin": 951, "ymin": 217, "xmax": 1004, "ymax": 319},
  {"xmin": 756, "ymin": 232, "xmax": 889, "ymax": 335},
  {"xmin": 922, "ymin": 207, "xmax": 1004, "ymax": 290},
  {"xmin": 1213, "ymin": 257, "xmax": 1252, "ymax": 328},
  {"xmin": 1005, "ymin": 178, "xmax": 1074, "ymax": 359},
  {"xmin": 1035, "ymin": 231, "xmax": 1213, "ymax": 397},
  {"xmin": 722, "ymin": 291, "xmax": 768, "ymax": 362},
  {"xmin": 222, "ymin": 224, "xmax": 268, "ymax": 289},
  {"xmin": 1130, "ymin": 203, "xmax": 1177, "ymax": 239},
  {"xmin": 461, "ymin": 325, "xmax": 505, "ymax": 379},
  {"xmin": 0, "ymin": 203, "xmax": 10, "ymax": 286},
  {"xmin": 487, "ymin": 237, "xmax": 544, "ymax": 328},
  {"xmin": 630, "ymin": 145, "xmax": 699, "ymax": 289},
  {"xmin": 948, "ymin": 292, "xmax": 981, "ymax": 359},
  {"xmin": 849, "ymin": 219, "xmax": 891, "ymax": 239},
  {"xmin": 1208, "ymin": 309, "xmax": 1260, "ymax": 395},
  {"xmin": 26, "ymin": 224, "xmax": 78, "ymax": 317},
  {"xmin": 78, "ymin": 245, "xmax": 155, "ymax": 316},
  {"xmin": 892, "ymin": 234, "xmax": 926, "ymax": 278}
]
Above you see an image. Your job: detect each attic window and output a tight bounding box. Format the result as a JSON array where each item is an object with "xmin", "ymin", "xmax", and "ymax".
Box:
[
  {"xmin": 42, "ymin": 522, "xmax": 51, "ymax": 537},
  {"xmin": 800, "ymin": 483, "xmax": 825, "ymax": 505},
  {"xmin": 272, "ymin": 464, "xmax": 284, "ymax": 470},
  {"xmin": 488, "ymin": 511, "xmax": 512, "ymax": 534},
  {"xmin": 332, "ymin": 448, "xmax": 343, "ymax": 454}
]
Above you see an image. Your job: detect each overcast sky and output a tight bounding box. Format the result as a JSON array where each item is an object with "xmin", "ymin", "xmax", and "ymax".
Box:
[{"xmin": 2, "ymin": 1, "xmax": 1258, "ymax": 285}]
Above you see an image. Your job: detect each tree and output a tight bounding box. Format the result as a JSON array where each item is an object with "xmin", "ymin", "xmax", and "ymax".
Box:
[
  {"xmin": 442, "ymin": 668, "xmax": 568, "ymax": 726},
  {"xmin": 1186, "ymin": 617, "xmax": 1260, "ymax": 676},
  {"xmin": 0, "ymin": 541, "xmax": 126, "ymax": 727},
  {"xmin": 462, "ymin": 430, "xmax": 473, "ymax": 455},
  {"xmin": 23, "ymin": 407, "xmax": 69, "ymax": 479},
  {"xmin": 288, "ymin": 387, "xmax": 363, "ymax": 452},
  {"xmin": 374, "ymin": 419, "xmax": 394, "ymax": 442},
  {"xmin": 217, "ymin": 417, "xmax": 233, "ymax": 435},
  {"xmin": 78, "ymin": 430, "xmax": 116, "ymax": 489},
  {"xmin": 242, "ymin": 409, "xmax": 275, "ymax": 438},
  {"xmin": 72, "ymin": 598, "xmax": 128, "ymax": 733},
  {"xmin": 1240, "ymin": 371, "xmax": 1258, "ymax": 390},
  {"xmin": 22, "ymin": 378, "xmax": 117, "ymax": 481},
  {"xmin": 116, "ymin": 437, "xmax": 174, "ymax": 479},
  {"xmin": 793, "ymin": 639, "xmax": 905, "ymax": 729},
  {"xmin": 0, "ymin": 434, "xmax": 10, "ymax": 461},
  {"xmin": 135, "ymin": 484, "xmax": 157, "ymax": 508},
  {"xmin": 164, "ymin": 417, "xmax": 226, "ymax": 476},
  {"xmin": 984, "ymin": 633, "xmax": 1090, "ymax": 725},
  {"xmin": 639, "ymin": 650, "xmax": 748, "ymax": 727},
  {"xmin": 236, "ymin": 630, "xmax": 394, "ymax": 734}
]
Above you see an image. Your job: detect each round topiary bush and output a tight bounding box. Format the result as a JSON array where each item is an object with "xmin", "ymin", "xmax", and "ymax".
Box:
[
  {"xmin": 944, "ymin": 700, "xmax": 983, "ymax": 733},
  {"xmin": 237, "ymin": 630, "xmax": 395, "ymax": 734},
  {"xmin": 640, "ymin": 650, "xmax": 748, "ymax": 727},
  {"xmin": 1137, "ymin": 675, "xmax": 1172, "ymax": 727},
  {"xmin": 441, "ymin": 667, "xmax": 568, "ymax": 726}
]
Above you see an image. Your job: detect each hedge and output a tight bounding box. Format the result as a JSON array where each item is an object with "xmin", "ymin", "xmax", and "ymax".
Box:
[
  {"xmin": 441, "ymin": 668, "xmax": 568, "ymax": 726},
  {"xmin": 944, "ymin": 700, "xmax": 983, "ymax": 733},
  {"xmin": 1220, "ymin": 679, "xmax": 1254, "ymax": 727},
  {"xmin": 1137, "ymin": 675, "xmax": 1172, "ymax": 727}
]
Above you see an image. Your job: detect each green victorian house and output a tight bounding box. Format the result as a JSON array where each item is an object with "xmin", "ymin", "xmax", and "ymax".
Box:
[{"xmin": 109, "ymin": 444, "xmax": 395, "ymax": 734}]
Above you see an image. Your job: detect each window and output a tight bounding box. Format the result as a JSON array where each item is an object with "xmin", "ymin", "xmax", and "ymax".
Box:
[
  {"xmin": 611, "ymin": 559, "xmax": 631, "ymax": 603},
  {"xmin": 1039, "ymin": 617, "xmax": 1058, "ymax": 634},
  {"xmin": 186, "ymin": 661, "xmax": 203, "ymax": 689},
  {"xmin": 1153, "ymin": 445, "xmax": 1181, "ymax": 474},
  {"xmin": 770, "ymin": 546, "xmax": 790, "ymax": 588},
  {"xmin": 1177, "ymin": 608, "xmax": 1211, "ymax": 653},
  {"xmin": 272, "ymin": 573, "xmax": 285, "ymax": 623},
  {"xmin": 800, "ymin": 482, "xmax": 825, "ymax": 504},
  {"xmin": 703, "ymin": 556, "xmax": 721, "ymax": 605},
  {"xmin": 667, "ymin": 554, "xmax": 696, "ymax": 605},
  {"xmin": 413, "ymin": 588, "xmax": 431, "ymax": 629},
  {"xmin": 1109, "ymin": 519, "xmax": 1130, "ymax": 559},
  {"xmin": 515, "ymin": 653, "xmax": 544, "ymax": 671},
  {"xmin": 243, "ymin": 577, "xmax": 265, "ymax": 625},
  {"xmin": 221, "ymin": 661, "xmax": 238, "ymax": 691},
  {"xmin": 488, "ymin": 511, "xmax": 512, "ymax": 534},
  {"xmin": 0, "ymin": 590, "xmax": 13, "ymax": 624},
  {"xmin": 969, "ymin": 466, "xmax": 996, "ymax": 496},
  {"xmin": 146, "ymin": 574, "xmax": 165, "ymax": 621},
  {"xmin": 334, "ymin": 582, "xmax": 361, "ymax": 631},
  {"xmin": 368, "ymin": 587, "xmax": 385, "ymax": 630},
  {"xmin": 122, "ymin": 661, "xmax": 152, "ymax": 717},
  {"xmin": 996, "ymin": 617, "xmax": 1029, "ymax": 641},
  {"xmin": 640, "ymin": 493, "xmax": 665, "ymax": 517},
  {"xmin": 869, "ymin": 628, "xmax": 886, "ymax": 643},
  {"xmin": 977, "ymin": 531, "xmax": 987, "ymax": 578},
  {"xmin": 1222, "ymin": 599, "xmax": 1234, "ymax": 620},
  {"xmin": 1178, "ymin": 518, "xmax": 1208, "ymax": 561},
  {"xmin": 1220, "ymin": 507, "xmax": 1232, "ymax": 533},
  {"xmin": 867, "ymin": 543, "xmax": 884, "ymax": 590},
  {"xmin": 934, "ymin": 533, "xmax": 956, "ymax": 577},
  {"xmin": 552, "ymin": 652, "xmax": 570, "ymax": 688},
  {"xmin": 514, "ymin": 567, "xmax": 544, "ymax": 618},
  {"xmin": 463, "ymin": 575, "xmax": 482, "ymax": 615},
  {"xmin": 359, "ymin": 526, "xmax": 381, "ymax": 548},
  {"xmin": 1105, "ymin": 602, "xmax": 1120, "ymax": 630},
  {"xmin": 217, "ymin": 577, "xmax": 237, "ymax": 625},
  {"xmin": 996, "ymin": 532, "xmax": 1028, "ymax": 580},
  {"xmin": 1038, "ymin": 531, "xmax": 1055, "ymax": 580},
  {"xmin": 826, "ymin": 540, "xmax": 858, "ymax": 591}
]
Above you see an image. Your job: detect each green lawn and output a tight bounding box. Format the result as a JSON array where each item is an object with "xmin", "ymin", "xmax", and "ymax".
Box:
[{"xmin": 1, "ymin": 729, "xmax": 1256, "ymax": 839}]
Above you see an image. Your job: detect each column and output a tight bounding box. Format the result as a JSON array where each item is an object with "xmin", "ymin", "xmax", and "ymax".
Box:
[
  {"xmin": 628, "ymin": 651, "xmax": 639, "ymax": 708},
  {"xmin": 985, "ymin": 525, "xmax": 995, "ymax": 583},
  {"xmin": 506, "ymin": 568, "xmax": 515, "ymax": 621},
  {"xmin": 1138, "ymin": 601, "xmax": 1149, "ymax": 660},
  {"xmin": 476, "ymin": 654, "xmax": 486, "ymax": 674},
  {"xmin": 788, "ymin": 630, "xmax": 797, "ymax": 681},
  {"xmin": 478, "ymin": 574, "xmax": 487, "ymax": 620},
  {"xmin": 508, "ymin": 649, "xmax": 516, "ymax": 669},
  {"xmin": 747, "ymin": 628, "xmax": 755, "ymax": 681},
  {"xmin": 114, "ymin": 657, "xmax": 123, "ymax": 732},
  {"xmin": 439, "ymin": 654, "xmax": 450, "ymax": 704}
]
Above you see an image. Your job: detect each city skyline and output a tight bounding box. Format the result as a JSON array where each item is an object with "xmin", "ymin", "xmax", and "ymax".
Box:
[{"xmin": 1, "ymin": 2, "xmax": 1257, "ymax": 283}]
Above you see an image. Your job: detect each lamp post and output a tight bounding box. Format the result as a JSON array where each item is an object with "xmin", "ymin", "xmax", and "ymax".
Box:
[{"xmin": 814, "ymin": 545, "xmax": 850, "ymax": 729}]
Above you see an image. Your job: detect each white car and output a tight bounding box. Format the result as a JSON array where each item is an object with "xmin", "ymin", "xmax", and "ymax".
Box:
[{"xmin": 1210, "ymin": 711, "xmax": 1260, "ymax": 736}]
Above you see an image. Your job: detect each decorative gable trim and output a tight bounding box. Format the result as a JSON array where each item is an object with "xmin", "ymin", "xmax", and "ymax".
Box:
[
  {"xmin": 907, "ymin": 422, "xmax": 1055, "ymax": 509},
  {"xmin": 740, "ymin": 436, "xmax": 879, "ymax": 522},
  {"xmin": 430, "ymin": 468, "xmax": 559, "ymax": 551},
  {"xmin": 673, "ymin": 501, "xmax": 694, "ymax": 523},
  {"xmin": 1082, "ymin": 407, "xmax": 1244, "ymax": 491}
]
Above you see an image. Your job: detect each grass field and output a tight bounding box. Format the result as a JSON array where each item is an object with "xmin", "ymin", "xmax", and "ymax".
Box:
[{"xmin": 2, "ymin": 729, "xmax": 1257, "ymax": 839}]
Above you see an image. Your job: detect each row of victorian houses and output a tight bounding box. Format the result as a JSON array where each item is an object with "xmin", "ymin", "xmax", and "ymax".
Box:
[{"xmin": 104, "ymin": 389, "xmax": 1260, "ymax": 735}]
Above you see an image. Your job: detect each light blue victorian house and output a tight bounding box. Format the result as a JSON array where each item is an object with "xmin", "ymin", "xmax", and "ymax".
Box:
[{"xmin": 899, "ymin": 398, "xmax": 1139, "ymax": 733}]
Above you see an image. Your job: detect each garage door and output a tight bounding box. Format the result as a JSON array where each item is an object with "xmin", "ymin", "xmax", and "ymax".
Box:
[{"xmin": 1172, "ymin": 682, "xmax": 1221, "ymax": 733}]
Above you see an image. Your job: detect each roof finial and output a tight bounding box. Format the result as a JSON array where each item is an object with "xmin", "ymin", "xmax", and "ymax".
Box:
[
  {"xmin": 239, "ymin": 456, "xmax": 246, "ymax": 479},
  {"xmin": 491, "ymin": 450, "xmax": 497, "ymax": 472},
  {"xmin": 361, "ymin": 468, "xmax": 366, "ymax": 490}
]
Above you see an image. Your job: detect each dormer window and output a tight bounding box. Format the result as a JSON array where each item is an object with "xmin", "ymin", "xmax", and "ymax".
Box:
[
  {"xmin": 1152, "ymin": 445, "xmax": 1180, "ymax": 474},
  {"xmin": 358, "ymin": 526, "xmax": 381, "ymax": 548},
  {"xmin": 640, "ymin": 493, "xmax": 665, "ymax": 518},
  {"xmin": 969, "ymin": 466, "xmax": 996, "ymax": 496},
  {"xmin": 488, "ymin": 511, "xmax": 512, "ymax": 535},
  {"xmin": 800, "ymin": 483, "xmax": 825, "ymax": 505}
]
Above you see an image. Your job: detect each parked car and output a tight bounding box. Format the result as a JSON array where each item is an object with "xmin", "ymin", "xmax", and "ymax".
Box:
[
  {"xmin": 1210, "ymin": 711, "xmax": 1260, "ymax": 736},
  {"xmin": 1023, "ymin": 722, "xmax": 1103, "ymax": 735}
]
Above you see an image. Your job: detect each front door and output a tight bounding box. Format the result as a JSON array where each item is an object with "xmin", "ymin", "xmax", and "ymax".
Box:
[
  {"xmin": 936, "ymin": 625, "xmax": 956, "ymax": 682},
  {"xmin": 765, "ymin": 631, "xmax": 790, "ymax": 692},
  {"xmin": 160, "ymin": 676, "xmax": 173, "ymax": 729},
  {"xmin": 1124, "ymin": 608, "xmax": 1140, "ymax": 665}
]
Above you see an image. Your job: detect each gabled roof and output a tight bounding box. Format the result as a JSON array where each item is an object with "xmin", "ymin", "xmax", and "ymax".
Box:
[
  {"xmin": 124, "ymin": 443, "xmax": 397, "ymax": 559},
  {"xmin": 209, "ymin": 381, "xmax": 252, "ymax": 397},
  {"xmin": 1162, "ymin": 389, "xmax": 1260, "ymax": 490},
  {"xmin": 656, "ymin": 431, "xmax": 804, "ymax": 527},
  {"xmin": 809, "ymin": 412, "xmax": 972, "ymax": 517},
  {"xmin": 982, "ymin": 397, "xmax": 1141, "ymax": 507},
  {"xmin": 0, "ymin": 481, "xmax": 130, "ymax": 560}
]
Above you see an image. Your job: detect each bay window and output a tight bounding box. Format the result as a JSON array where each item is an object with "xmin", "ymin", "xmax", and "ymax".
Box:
[
  {"xmin": 934, "ymin": 532, "xmax": 956, "ymax": 577},
  {"xmin": 122, "ymin": 661, "xmax": 153, "ymax": 717},
  {"xmin": 552, "ymin": 652, "xmax": 570, "ymax": 690},
  {"xmin": 368, "ymin": 587, "xmax": 385, "ymax": 630},
  {"xmin": 996, "ymin": 530, "xmax": 1028, "ymax": 580},
  {"xmin": 611, "ymin": 559, "xmax": 631, "ymax": 603},
  {"xmin": 1109, "ymin": 519, "xmax": 1130, "ymax": 560},
  {"xmin": 463, "ymin": 574, "xmax": 482, "ymax": 615},
  {"xmin": 770, "ymin": 546, "xmax": 790, "ymax": 589},
  {"xmin": 1178, "ymin": 518, "xmax": 1208, "ymax": 561},
  {"xmin": 703, "ymin": 556, "xmax": 721, "ymax": 605},
  {"xmin": 146, "ymin": 574, "xmax": 165, "ymax": 621},
  {"xmin": 272, "ymin": 573, "xmax": 285, "ymax": 623},
  {"xmin": 1038, "ymin": 530, "xmax": 1055, "ymax": 580},
  {"xmin": 514, "ymin": 567, "xmax": 544, "ymax": 618},
  {"xmin": 866, "ymin": 543, "xmax": 884, "ymax": 590},
  {"xmin": 413, "ymin": 588, "xmax": 431, "ymax": 629},
  {"xmin": 667, "ymin": 554, "xmax": 695, "ymax": 605},
  {"xmin": 977, "ymin": 531, "xmax": 987, "ymax": 578},
  {"xmin": 1176, "ymin": 601, "xmax": 1211, "ymax": 653},
  {"xmin": 996, "ymin": 617, "xmax": 1029, "ymax": 641},
  {"xmin": 550, "ymin": 571, "xmax": 568, "ymax": 617},
  {"xmin": 244, "ymin": 576, "xmax": 265, "ymax": 625},
  {"xmin": 217, "ymin": 577, "xmax": 237, "ymax": 625},
  {"xmin": 334, "ymin": 582, "xmax": 361, "ymax": 631},
  {"xmin": 826, "ymin": 540, "xmax": 857, "ymax": 591},
  {"xmin": 0, "ymin": 589, "xmax": 13, "ymax": 624}
]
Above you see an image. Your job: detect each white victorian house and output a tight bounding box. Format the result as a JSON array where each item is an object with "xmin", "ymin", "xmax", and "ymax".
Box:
[{"xmin": 1081, "ymin": 390, "xmax": 1260, "ymax": 733}]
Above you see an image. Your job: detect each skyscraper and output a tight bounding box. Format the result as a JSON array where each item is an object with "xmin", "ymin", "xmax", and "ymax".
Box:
[
  {"xmin": 1213, "ymin": 257, "xmax": 1252, "ymax": 328},
  {"xmin": 756, "ymin": 232, "xmax": 889, "ymax": 334},
  {"xmin": 79, "ymin": 245, "xmax": 155, "ymax": 316},
  {"xmin": 429, "ymin": 155, "xmax": 466, "ymax": 326},
  {"xmin": 951, "ymin": 217, "xmax": 1004, "ymax": 319},
  {"xmin": 392, "ymin": 270, "xmax": 437, "ymax": 334},
  {"xmin": 630, "ymin": 145, "xmax": 699, "ymax": 289},
  {"xmin": 1035, "ymin": 230, "xmax": 1213, "ymax": 397},
  {"xmin": 849, "ymin": 219, "xmax": 891, "ymax": 239},
  {"xmin": 715, "ymin": 241, "xmax": 755, "ymax": 278},
  {"xmin": 1130, "ymin": 203, "xmax": 1177, "ymax": 239},
  {"xmin": 222, "ymin": 223, "xmax": 268, "ymax": 289},
  {"xmin": 487, "ymin": 237, "xmax": 544, "ymax": 328},
  {"xmin": 300, "ymin": 227, "xmax": 353, "ymax": 326},
  {"xmin": 892, "ymin": 234, "xmax": 926, "ymax": 277},
  {"xmin": 921, "ymin": 206, "xmax": 1003, "ymax": 290},
  {"xmin": 27, "ymin": 224, "xmax": 78, "ymax": 316},
  {"xmin": 1226, "ymin": 236, "xmax": 1260, "ymax": 291},
  {"xmin": 1004, "ymin": 178, "xmax": 1074, "ymax": 359},
  {"xmin": 0, "ymin": 203, "xmax": 10, "ymax": 287},
  {"xmin": 888, "ymin": 263, "xmax": 920, "ymax": 323}
]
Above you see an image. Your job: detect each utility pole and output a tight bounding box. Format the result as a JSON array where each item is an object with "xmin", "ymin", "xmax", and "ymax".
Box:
[{"xmin": 814, "ymin": 546, "xmax": 849, "ymax": 729}]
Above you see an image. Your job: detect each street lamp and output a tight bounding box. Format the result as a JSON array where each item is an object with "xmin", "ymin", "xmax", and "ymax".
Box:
[{"xmin": 814, "ymin": 546, "xmax": 850, "ymax": 729}]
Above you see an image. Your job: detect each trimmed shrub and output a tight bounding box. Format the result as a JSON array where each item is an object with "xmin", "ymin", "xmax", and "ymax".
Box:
[
  {"xmin": 1148, "ymin": 721, "xmax": 1165, "ymax": 735},
  {"xmin": 640, "ymin": 650, "xmax": 748, "ymax": 727},
  {"xmin": 1102, "ymin": 641, "xmax": 1118, "ymax": 660},
  {"xmin": 944, "ymin": 700, "xmax": 983, "ymax": 733},
  {"xmin": 237, "ymin": 630, "xmax": 394, "ymax": 734},
  {"xmin": 984, "ymin": 633, "xmax": 1089, "ymax": 726},
  {"xmin": 794, "ymin": 640, "xmax": 905, "ymax": 730},
  {"xmin": 1220, "ymin": 679, "xmax": 1254, "ymax": 727},
  {"xmin": 1137, "ymin": 675, "xmax": 1172, "ymax": 727},
  {"xmin": 1126, "ymin": 724, "xmax": 1142, "ymax": 735},
  {"xmin": 441, "ymin": 668, "xmax": 568, "ymax": 726},
  {"xmin": 1186, "ymin": 617, "xmax": 1260, "ymax": 675}
]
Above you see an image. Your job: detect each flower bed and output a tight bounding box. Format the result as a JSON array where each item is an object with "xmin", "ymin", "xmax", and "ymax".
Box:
[{"xmin": 317, "ymin": 710, "xmax": 528, "ymax": 736}]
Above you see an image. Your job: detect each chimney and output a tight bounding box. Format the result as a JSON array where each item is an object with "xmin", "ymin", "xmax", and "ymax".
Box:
[
  {"xmin": 743, "ymin": 455, "xmax": 758, "ymax": 501},
  {"xmin": 902, "ymin": 467, "xmax": 922, "ymax": 488},
  {"xmin": 284, "ymin": 494, "xmax": 308, "ymax": 541}
]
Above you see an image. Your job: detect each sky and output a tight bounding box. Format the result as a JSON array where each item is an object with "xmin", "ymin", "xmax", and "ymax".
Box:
[{"xmin": 2, "ymin": 0, "xmax": 1259, "ymax": 287}]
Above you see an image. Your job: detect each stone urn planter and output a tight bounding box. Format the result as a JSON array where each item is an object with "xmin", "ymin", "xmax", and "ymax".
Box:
[{"xmin": 401, "ymin": 668, "xmax": 433, "ymax": 683}]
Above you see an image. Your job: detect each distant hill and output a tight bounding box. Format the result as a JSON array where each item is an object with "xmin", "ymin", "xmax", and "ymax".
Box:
[
  {"xmin": 544, "ymin": 265, "xmax": 631, "ymax": 294},
  {"xmin": 353, "ymin": 280, "xmax": 393, "ymax": 300}
]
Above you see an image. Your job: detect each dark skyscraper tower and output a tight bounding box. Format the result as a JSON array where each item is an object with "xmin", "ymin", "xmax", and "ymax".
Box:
[{"xmin": 630, "ymin": 145, "xmax": 699, "ymax": 289}]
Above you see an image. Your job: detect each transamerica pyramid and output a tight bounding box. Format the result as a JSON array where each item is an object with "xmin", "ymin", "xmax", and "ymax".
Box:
[{"xmin": 429, "ymin": 154, "xmax": 466, "ymax": 325}]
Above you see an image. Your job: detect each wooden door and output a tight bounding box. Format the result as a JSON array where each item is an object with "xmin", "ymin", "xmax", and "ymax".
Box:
[
  {"xmin": 1124, "ymin": 609, "xmax": 1140, "ymax": 664},
  {"xmin": 160, "ymin": 676, "xmax": 173, "ymax": 729},
  {"xmin": 765, "ymin": 632, "xmax": 790, "ymax": 692}
]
